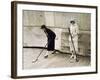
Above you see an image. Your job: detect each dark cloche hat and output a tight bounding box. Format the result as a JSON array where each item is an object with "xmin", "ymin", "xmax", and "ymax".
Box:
[{"xmin": 41, "ymin": 25, "xmax": 46, "ymax": 29}]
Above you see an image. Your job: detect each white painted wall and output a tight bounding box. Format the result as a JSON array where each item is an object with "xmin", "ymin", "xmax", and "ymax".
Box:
[
  {"xmin": 23, "ymin": 10, "xmax": 91, "ymax": 55},
  {"xmin": 0, "ymin": 0, "xmax": 100, "ymax": 80}
]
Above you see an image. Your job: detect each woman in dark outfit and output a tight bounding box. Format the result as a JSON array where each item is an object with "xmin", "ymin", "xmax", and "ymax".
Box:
[{"xmin": 41, "ymin": 25, "xmax": 56, "ymax": 58}]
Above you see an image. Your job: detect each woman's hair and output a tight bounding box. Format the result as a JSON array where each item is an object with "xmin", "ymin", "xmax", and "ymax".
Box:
[{"xmin": 41, "ymin": 25, "xmax": 46, "ymax": 29}]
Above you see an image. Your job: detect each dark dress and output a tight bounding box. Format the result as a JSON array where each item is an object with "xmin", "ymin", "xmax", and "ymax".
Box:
[{"xmin": 44, "ymin": 28, "xmax": 56, "ymax": 51}]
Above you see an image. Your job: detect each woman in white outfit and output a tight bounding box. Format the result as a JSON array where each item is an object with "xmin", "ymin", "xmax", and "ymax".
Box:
[{"xmin": 69, "ymin": 20, "xmax": 79, "ymax": 60}]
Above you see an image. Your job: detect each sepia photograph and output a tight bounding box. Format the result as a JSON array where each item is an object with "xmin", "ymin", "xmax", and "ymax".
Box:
[
  {"xmin": 11, "ymin": 1, "xmax": 97, "ymax": 78},
  {"xmin": 23, "ymin": 10, "xmax": 91, "ymax": 69}
]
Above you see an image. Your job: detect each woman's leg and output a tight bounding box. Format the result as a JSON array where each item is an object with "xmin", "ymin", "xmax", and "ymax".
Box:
[
  {"xmin": 69, "ymin": 40, "xmax": 75, "ymax": 58},
  {"xmin": 73, "ymin": 37, "xmax": 78, "ymax": 60}
]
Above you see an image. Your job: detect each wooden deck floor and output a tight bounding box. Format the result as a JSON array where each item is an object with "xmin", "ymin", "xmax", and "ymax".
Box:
[{"xmin": 23, "ymin": 48, "xmax": 90, "ymax": 70}]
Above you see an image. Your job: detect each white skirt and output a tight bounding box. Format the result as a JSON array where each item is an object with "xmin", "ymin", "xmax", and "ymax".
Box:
[{"xmin": 69, "ymin": 36, "xmax": 78, "ymax": 52}]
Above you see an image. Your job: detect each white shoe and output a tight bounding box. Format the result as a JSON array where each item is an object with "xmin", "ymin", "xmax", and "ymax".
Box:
[
  {"xmin": 44, "ymin": 51, "xmax": 49, "ymax": 58},
  {"xmin": 73, "ymin": 55, "xmax": 79, "ymax": 62},
  {"xmin": 70, "ymin": 55, "xmax": 74, "ymax": 59},
  {"xmin": 73, "ymin": 55, "xmax": 76, "ymax": 60},
  {"xmin": 44, "ymin": 55, "xmax": 48, "ymax": 58}
]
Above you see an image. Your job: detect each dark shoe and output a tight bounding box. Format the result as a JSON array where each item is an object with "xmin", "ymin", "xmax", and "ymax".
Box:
[
  {"xmin": 52, "ymin": 52, "xmax": 55, "ymax": 54},
  {"xmin": 52, "ymin": 50, "xmax": 56, "ymax": 54}
]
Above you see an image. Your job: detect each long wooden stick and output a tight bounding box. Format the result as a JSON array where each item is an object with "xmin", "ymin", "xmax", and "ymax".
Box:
[{"xmin": 32, "ymin": 43, "xmax": 47, "ymax": 63}]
